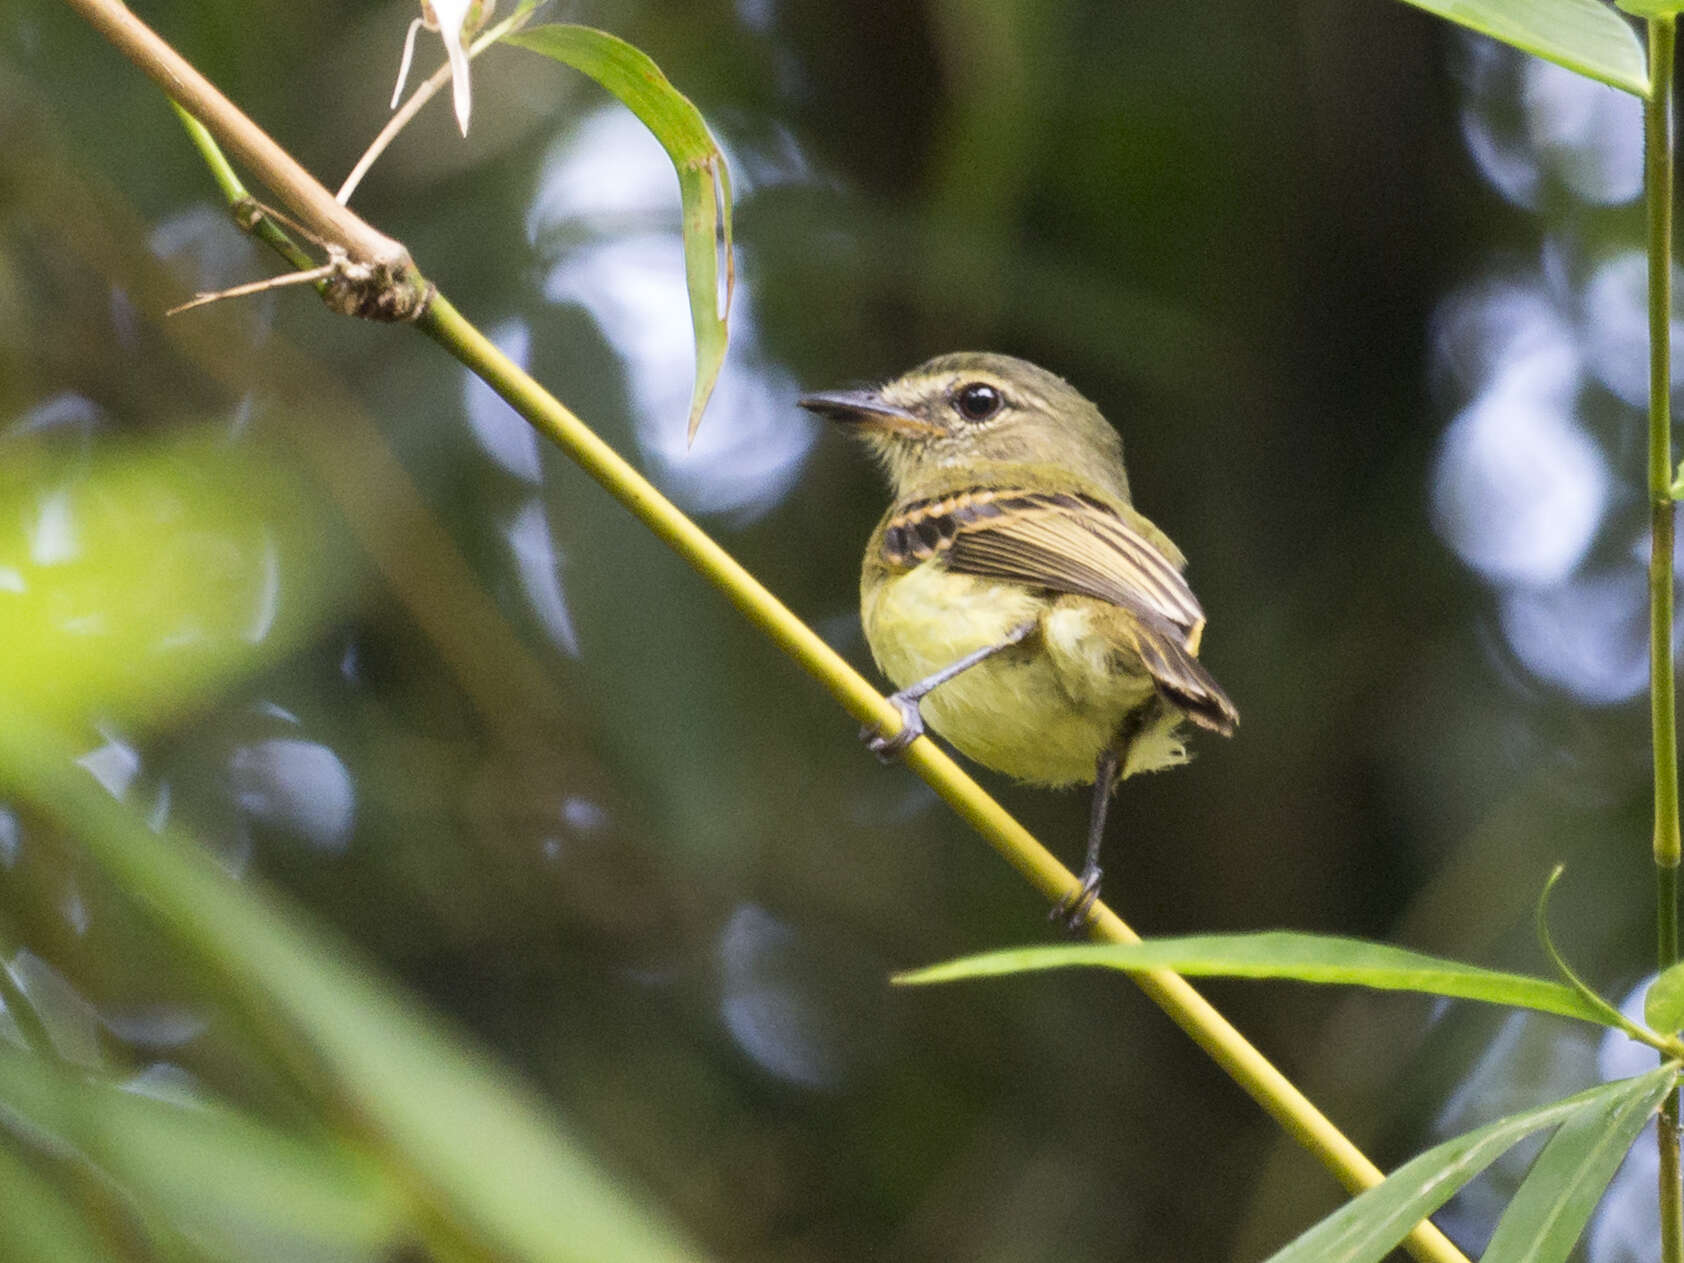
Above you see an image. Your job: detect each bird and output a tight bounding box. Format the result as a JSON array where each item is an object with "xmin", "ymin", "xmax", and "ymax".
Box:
[{"xmin": 800, "ymin": 352, "xmax": 1237, "ymax": 923}]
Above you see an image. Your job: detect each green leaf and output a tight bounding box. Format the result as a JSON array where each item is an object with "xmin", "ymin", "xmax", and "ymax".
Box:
[
  {"xmin": 0, "ymin": 1133, "xmax": 119, "ymax": 1263},
  {"xmin": 894, "ymin": 932, "xmax": 1613, "ymax": 1025},
  {"xmin": 0, "ymin": 1046, "xmax": 407, "ymax": 1258},
  {"xmin": 505, "ymin": 24, "xmax": 733, "ymax": 441},
  {"xmin": 1534, "ymin": 864, "xmax": 1646, "ymax": 1038},
  {"xmin": 1264, "ymin": 1066, "xmax": 1678, "ymax": 1263},
  {"xmin": 1481, "ymin": 1065, "xmax": 1675, "ymax": 1262},
  {"xmin": 0, "ymin": 434, "xmax": 339, "ymax": 734},
  {"xmin": 1396, "ymin": 0, "xmax": 1649, "ymax": 97},
  {"xmin": 0, "ymin": 711, "xmax": 708, "ymax": 1263},
  {"xmin": 1649, "ymin": 962, "xmax": 1684, "ymax": 1033}
]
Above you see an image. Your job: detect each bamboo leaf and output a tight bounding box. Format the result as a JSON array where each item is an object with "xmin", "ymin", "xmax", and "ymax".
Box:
[
  {"xmin": 0, "ymin": 1133, "xmax": 118, "ymax": 1263},
  {"xmin": 1265, "ymin": 1067, "xmax": 1677, "ymax": 1263},
  {"xmin": 505, "ymin": 24, "xmax": 733, "ymax": 440},
  {"xmin": 1481, "ymin": 1064, "xmax": 1675, "ymax": 1262},
  {"xmin": 1396, "ymin": 0, "xmax": 1648, "ymax": 96},
  {"xmin": 894, "ymin": 932, "xmax": 1613, "ymax": 1025},
  {"xmin": 1648, "ymin": 962, "xmax": 1684, "ymax": 1033},
  {"xmin": 1534, "ymin": 865, "xmax": 1650, "ymax": 1039},
  {"xmin": 0, "ymin": 711, "xmax": 707, "ymax": 1263},
  {"xmin": 0, "ymin": 1046, "xmax": 407, "ymax": 1257}
]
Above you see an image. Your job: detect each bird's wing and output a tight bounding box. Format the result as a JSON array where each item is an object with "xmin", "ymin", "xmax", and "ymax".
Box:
[
  {"xmin": 881, "ymin": 489, "xmax": 1204, "ymax": 633},
  {"xmin": 880, "ymin": 489, "xmax": 1237, "ymax": 733}
]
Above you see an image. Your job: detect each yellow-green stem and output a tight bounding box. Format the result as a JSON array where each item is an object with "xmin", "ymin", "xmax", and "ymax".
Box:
[
  {"xmin": 1650, "ymin": 18, "xmax": 1683, "ymax": 1263},
  {"xmin": 416, "ymin": 295, "xmax": 1468, "ymax": 1263},
  {"xmin": 62, "ymin": 0, "xmax": 407, "ymax": 272},
  {"xmin": 1651, "ymin": 20, "xmax": 1681, "ymax": 877},
  {"xmin": 68, "ymin": 0, "xmax": 1467, "ymax": 1252},
  {"xmin": 170, "ymin": 102, "xmax": 319, "ymax": 275}
]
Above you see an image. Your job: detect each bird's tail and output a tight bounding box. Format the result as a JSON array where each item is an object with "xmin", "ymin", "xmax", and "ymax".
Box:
[{"xmin": 1130, "ymin": 618, "xmax": 1239, "ymax": 737}]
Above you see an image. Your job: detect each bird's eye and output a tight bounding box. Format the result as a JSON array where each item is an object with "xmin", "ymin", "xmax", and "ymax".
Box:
[{"xmin": 954, "ymin": 382, "xmax": 1003, "ymax": 422}]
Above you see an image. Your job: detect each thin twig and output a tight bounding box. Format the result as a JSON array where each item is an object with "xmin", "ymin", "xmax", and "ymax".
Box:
[
  {"xmin": 339, "ymin": 0, "xmax": 541, "ymax": 206},
  {"xmin": 165, "ymin": 263, "xmax": 338, "ymax": 315}
]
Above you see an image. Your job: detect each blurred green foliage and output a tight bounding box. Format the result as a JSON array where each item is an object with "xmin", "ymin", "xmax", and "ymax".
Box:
[
  {"xmin": 0, "ymin": 434, "xmax": 336, "ymax": 734},
  {"xmin": 0, "ymin": 0, "xmax": 1669, "ymax": 1259}
]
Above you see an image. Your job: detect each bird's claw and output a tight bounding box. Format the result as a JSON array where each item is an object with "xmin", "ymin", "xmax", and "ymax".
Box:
[
  {"xmin": 862, "ymin": 693, "xmax": 925, "ymax": 763},
  {"xmin": 1051, "ymin": 866, "xmax": 1103, "ymax": 932}
]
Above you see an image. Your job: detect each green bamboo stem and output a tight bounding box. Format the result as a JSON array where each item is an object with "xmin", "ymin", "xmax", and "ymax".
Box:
[
  {"xmin": 417, "ymin": 297, "xmax": 1467, "ymax": 1263},
  {"xmin": 1650, "ymin": 18, "xmax": 1680, "ymax": 879},
  {"xmin": 61, "ymin": 0, "xmax": 407, "ymax": 273},
  {"xmin": 69, "ymin": 1, "xmax": 1470, "ymax": 1257},
  {"xmin": 170, "ymin": 103, "xmax": 320, "ymax": 275},
  {"xmin": 1650, "ymin": 18, "xmax": 1683, "ymax": 1263}
]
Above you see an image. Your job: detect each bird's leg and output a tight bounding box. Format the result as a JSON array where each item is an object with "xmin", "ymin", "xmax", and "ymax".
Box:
[
  {"xmin": 1053, "ymin": 748, "xmax": 1121, "ymax": 929},
  {"xmin": 1054, "ymin": 695, "xmax": 1163, "ymax": 929},
  {"xmin": 864, "ymin": 620, "xmax": 1038, "ymax": 762}
]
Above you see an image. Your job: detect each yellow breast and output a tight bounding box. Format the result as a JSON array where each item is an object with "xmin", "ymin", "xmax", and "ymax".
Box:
[{"xmin": 861, "ymin": 560, "xmax": 1177, "ymax": 787}]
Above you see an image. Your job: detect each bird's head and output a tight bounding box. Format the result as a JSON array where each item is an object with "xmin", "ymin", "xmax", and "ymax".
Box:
[{"xmin": 799, "ymin": 352, "xmax": 1130, "ymax": 502}]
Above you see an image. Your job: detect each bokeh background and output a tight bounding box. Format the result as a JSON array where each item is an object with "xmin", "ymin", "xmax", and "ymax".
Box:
[{"xmin": 0, "ymin": 1, "xmax": 1672, "ymax": 1259}]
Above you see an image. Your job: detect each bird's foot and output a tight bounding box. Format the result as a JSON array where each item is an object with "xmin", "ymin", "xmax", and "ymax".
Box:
[
  {"xmin": 1050, "ymin": 865, "xmax": 1103, "ymax": 932},
  {"xmin": 862, "ymin": 692, "xmax": 925, "ymax": 763}
]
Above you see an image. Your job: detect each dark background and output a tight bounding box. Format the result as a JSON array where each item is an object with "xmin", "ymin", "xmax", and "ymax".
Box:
[{"xmin": 0, "ymin": 1, "xmax": 1665, "ymax": 1258}]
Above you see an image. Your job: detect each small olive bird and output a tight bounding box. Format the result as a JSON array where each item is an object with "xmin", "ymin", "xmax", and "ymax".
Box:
[{"xmin": 801, "ymin": 353, "xmax": 1237, "ymax": 922}]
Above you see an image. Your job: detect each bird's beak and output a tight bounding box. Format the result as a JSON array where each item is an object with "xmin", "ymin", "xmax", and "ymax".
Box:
[{"xmin": 798, "ymin": 388, "xmax": 942, "ymax": 437}]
